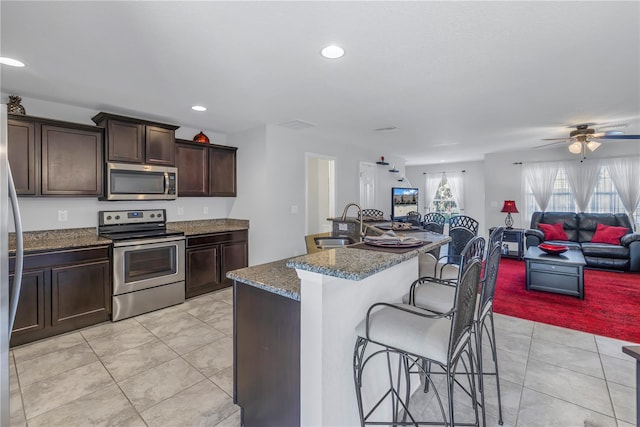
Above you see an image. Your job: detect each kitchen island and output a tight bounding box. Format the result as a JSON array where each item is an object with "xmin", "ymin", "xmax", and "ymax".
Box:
[{"xmin": 228, "ymin": 231, "xmax": 449, "ymax": 427}]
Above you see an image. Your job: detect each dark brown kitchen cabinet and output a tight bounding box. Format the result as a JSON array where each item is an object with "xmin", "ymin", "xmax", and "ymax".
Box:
[
  {"xmin": 209, "ymin": 145, "xmax": 237, "ymax": 196},
  {"xmin": 9, "ymin": 246, "xmax": 111, "ymax": 347},
  {"xmin": 7, "ymin": 118, "xmax": 38, "ymax": 195},
  {"xmin": 92, "ymin": 112, "xmax": 179, "ymax": 166},
  {"xmin": 176, "ymin": 141, "xmax": 209, "ymax": 196},
  {"xmin": 176, "ymin": 139, "xmax": 237, "ymax": 197},
  {"xmin": 7, "ymin": 115, "xmax": 103, "ymax": 197},
  {"xmin": 185, "ymin": 230, "xmax": 248, "ymax": 298},
  {"xmin": 41, "ymin": 125, "xmax": 103, "ymax": 195}
]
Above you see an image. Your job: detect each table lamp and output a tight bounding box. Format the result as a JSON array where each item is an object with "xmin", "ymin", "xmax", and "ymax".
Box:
[{"xmin": 501, "ymin": 200, "xmax": 518, "ymax": 229}]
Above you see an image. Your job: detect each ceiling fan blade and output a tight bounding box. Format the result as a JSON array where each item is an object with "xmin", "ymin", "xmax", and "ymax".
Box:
[
  {"xmin": 533, "ymin": 140, "xmax": 567, "ymax": 149},
  {"xmin": 596, "ymin": 134, "xmax": 640, "ymax": 140},
  {"xmin": 541, "ymin": 137, "xmax": 572, "ymax": 141},
  {"xmin": 595, "ymin": 123, "xmax": 629, "ymax": 130}
]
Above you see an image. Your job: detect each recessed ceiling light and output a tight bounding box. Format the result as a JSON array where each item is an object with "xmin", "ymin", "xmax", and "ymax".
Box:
[
  {"xmin": 191, "ymin": 105, "xmax": 207, "ymax": 112},
  {"xmin": 0, "ymin": 57, "xmax": 25, "ymax": 67},
  {"xmin": 439, "ymin": 160, "xmax": 446, "ymax": 163},
  {"xmin": 321, "ymin": 45, "xmax": 344, "ymax": 59}
]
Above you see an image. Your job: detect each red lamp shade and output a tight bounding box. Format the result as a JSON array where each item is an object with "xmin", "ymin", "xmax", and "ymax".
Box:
[
  {"xmin": 500, "ymin": 200, "xmax": 518, "ymax": 228},
  {"xmin": 500, "ymin": 200, "xmax": 519, "ymax": 214}
]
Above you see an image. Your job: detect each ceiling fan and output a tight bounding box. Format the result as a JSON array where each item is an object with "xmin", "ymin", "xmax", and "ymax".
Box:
[{"xmin": 536, "ymin": 123, "xmax": 640, "ymax": 155}]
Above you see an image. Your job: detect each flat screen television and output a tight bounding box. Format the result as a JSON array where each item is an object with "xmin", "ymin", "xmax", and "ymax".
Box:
[{"xmin": 391, "ymin": 187, "xmax": 419, "ymax": 221}]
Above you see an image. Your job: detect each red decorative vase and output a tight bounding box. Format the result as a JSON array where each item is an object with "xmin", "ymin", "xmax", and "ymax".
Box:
[{"xmin": 193, "ymin": 131, "xmax": 209, "ymax": 143}]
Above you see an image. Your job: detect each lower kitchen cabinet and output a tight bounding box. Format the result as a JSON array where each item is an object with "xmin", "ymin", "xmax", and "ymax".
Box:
[
  {"xmin": 186, "ymin": 230, "xmax": 248, "ymax": 298},
  {"xmin": 9, "ymin": 246, "xmax": 111, "ymax": 347}
]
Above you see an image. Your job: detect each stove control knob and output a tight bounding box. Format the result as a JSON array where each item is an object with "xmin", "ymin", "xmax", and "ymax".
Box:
[
  {"xmin": 115, "ymin": 215, "xmax": 120, "ymax": 220},
  {"xmin": 106, "ymin": 215, "xmax": 112, "ymax": 220},
  {"xmin": 157, "ymin": 213, "xmax": 162, "ymax": 218},
  {"xmin": 150, "ymin": 214, "xmax": 155, "ymax": 218}
]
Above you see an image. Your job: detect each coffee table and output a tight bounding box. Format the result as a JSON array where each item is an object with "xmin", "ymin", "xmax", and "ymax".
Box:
[{"xmin": 524, "ymin": 246, "xmax": 586, "ymax": 299}]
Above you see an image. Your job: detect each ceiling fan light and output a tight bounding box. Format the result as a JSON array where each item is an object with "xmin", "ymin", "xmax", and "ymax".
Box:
[
  {"xmin": 586, "ymin": 140, "xmax": 601, "ymax": 151},
  {"xmin": 568, "ymin": 142, "xmax": 582, "ymax": 154}
]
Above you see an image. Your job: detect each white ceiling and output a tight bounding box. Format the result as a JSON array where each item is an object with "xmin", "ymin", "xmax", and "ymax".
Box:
[{"xmin": 1, "ymin": 1, "xmax": 639, "ymax": 165}]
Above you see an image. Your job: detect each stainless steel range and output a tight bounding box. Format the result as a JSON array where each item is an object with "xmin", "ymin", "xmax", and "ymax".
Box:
[{"xmin": 98, "ymin": 209, "xmax": 185, "ymax": 321}]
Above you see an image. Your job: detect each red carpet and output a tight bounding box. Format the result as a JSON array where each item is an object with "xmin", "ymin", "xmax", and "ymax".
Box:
[{"xmin": 493, "ymin": 258, "xmax": 640, "ymax": 343}]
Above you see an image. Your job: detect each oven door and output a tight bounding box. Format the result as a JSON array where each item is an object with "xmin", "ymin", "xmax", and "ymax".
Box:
[{"xmin": 113, "ymin": 237, "xmax": 185, "ymax": 296}]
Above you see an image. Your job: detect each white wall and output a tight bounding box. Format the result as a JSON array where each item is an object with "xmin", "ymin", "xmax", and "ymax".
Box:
[
  {"xmin": 484, "ymin": 141, "xmax": 640, "ymax": 230},
  {"xmin": 227, "ymin": 124, "xmax": 406, "ymax": 265}
]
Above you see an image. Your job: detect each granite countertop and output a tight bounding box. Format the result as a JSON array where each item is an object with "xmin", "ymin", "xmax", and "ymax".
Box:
[
  {"xmin": 287, "ymin": 231, "xmax": 449, "ymax": 281},
  {"xmin": 9, "ymin": 228, "xmax": 111, "ymax": 254},
  {"xmin": 8, "ymin": 219, "xmax": 250, "ymax": 254},
  {"xmin": 226, "ymin": 259, "xmax": 300, "ymax": 301},
  {"xmin": 228, "ymin": 231, "xmax": 450, "ymax": 301},
  {"xmin": 168, "ymin": 219, "xmax": 249, "ymax": 236}
]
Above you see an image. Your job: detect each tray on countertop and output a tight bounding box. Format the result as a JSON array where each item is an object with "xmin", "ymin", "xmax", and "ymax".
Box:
[{"xmin": 350, "ymin": 241, "xmax": 429, "ymax": 254}]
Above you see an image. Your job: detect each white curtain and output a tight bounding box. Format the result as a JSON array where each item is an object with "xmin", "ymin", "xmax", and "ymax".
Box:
[
  {"xmin": 523, "ymin": 162, "xmax": 559, "ymax": 211},
  {"xmin": 447, "ymin": 172, "xmax": 465, "ymax": 212},
  {"xmin": 563, "ymin": 159, "xmax": 601, "ymax": 212},
  {"xmin": 606, "ymin": 157, "xmax": 640, "ymax": 229},
  {"xmin": 424, "ymin": 173, "xmax": 442, "ymax": 212}
]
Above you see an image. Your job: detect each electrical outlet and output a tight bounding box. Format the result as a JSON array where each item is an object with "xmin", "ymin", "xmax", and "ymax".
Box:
[
  {"xmin": 203, "ymin": 206, "xmax": 209, "ymax": 214},
  {"xmin": 58, "ymin": 210, "xmax": 68, "ymax": 222},
  {"xmin": 178, "ymin": 206, "xmax": 184, "ymax": 216}
]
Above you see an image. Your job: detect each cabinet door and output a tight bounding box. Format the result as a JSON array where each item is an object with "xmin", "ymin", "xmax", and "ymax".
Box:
[
  {"xmin": 145, "ymin": 126, "xmax": 175, "ymax": 166},
  {"xmin": 41, "ymin": 125, "xmax": 103, "ymax": 196},
  {"xmin": 107, "ymin": 120, "xmax": 144, "ymax": 163},
  {"xmin": 209, "ymin": 147, "xmax": 237, "ymax": 196},
  {"xmin": 9, "ymin": 270, "xmax": 48, "ymax": 346},
  {"xmin": 50, "ymin": 260, "xmax": 111, "ymax": 329},
  {"xmin": 186, "ymin": 246, "xmax": 220, "ymax": 298},
  {"xmin": 220, "ymin": 240, "xmax": 248, "ymax": 286},
  {"xmin": 176, "ymin": 143, "xmax": 208, "ymax": 196},
  {"xmin": 8, "ymin": 118, "xmax": 38, "ymax": 195}
]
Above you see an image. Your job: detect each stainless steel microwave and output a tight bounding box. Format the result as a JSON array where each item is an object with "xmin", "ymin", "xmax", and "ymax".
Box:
[{"xmin": 104, "ymin": 162, "xmax": 177, "ymax": 201}]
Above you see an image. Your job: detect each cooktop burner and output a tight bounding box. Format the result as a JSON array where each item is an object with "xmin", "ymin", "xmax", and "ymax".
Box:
[{"xmin": 97, "ymin": 209, "xmax": 183, "ymax": 241}]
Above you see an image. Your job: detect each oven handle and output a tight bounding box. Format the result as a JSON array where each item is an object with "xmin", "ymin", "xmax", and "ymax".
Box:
[{"xmin": 112, "ymin": 235, "xmax": 185, "ymax": 247}]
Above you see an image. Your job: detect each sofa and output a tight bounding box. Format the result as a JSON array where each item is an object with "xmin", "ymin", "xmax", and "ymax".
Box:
[{"xmin": 525, "ymin": 212, "xmax": 640, "ymax": 272}]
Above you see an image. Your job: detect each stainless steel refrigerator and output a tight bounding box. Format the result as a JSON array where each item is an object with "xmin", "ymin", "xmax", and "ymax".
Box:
[{"xmin": 1, "ymin": 104, "xmax": 25, "ymax": 426}]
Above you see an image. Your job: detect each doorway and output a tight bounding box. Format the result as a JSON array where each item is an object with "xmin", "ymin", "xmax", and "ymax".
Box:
[{"xmin": 306, "ymin": 154, "xmax": 336, "ymax": 234}]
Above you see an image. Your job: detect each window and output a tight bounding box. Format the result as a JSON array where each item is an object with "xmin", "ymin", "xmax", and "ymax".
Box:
[
  {"xmin": 525, "ymin": 167, "xmax": 640, "ymax": 226},
  {"xmin": 430, "ymin": 176, "xmax": 460, "ymax": 220}
]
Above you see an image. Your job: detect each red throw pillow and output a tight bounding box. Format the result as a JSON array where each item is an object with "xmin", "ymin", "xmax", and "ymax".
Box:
[
  {"xmin": 591, "ymin": 223, "xmax": 629, "ymax": 245},
  {"xmin": 538, "ymin": 223, "xmax": 568, "ymax": 241}
]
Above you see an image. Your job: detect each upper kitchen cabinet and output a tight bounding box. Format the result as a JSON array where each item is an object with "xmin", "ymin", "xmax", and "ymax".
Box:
[
  {"xmin": 176, "ymin": 139, "xmax": 237, "ymax": 197},
  {"xmin": 209, "ymin": 144, "xmax": 237, "ymax": 196},
  {"xmin": 8, "ymin": 117, "xmax": 38, "ymax": 195},
  {"xmin": 92, "ymin": 112, "xmax": 179, "ymax": 166},
  {"xmin": 8, "ymin": 115, "xmax": 103, "ymax": 197}
]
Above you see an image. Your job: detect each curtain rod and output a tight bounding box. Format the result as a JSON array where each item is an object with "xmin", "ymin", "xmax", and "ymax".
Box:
[
  {"xmin": 422, "ymin": 170, "xmax": 466, "ymax": 175},
  {"xmin": 513, "ymin": 155, "xmax": 640, "ymax": 165}
]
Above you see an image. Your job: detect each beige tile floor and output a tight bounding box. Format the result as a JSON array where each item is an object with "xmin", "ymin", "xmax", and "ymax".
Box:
[{"xmin": 8, "ymin": 286, "xmax": 639, "ymax": 427}]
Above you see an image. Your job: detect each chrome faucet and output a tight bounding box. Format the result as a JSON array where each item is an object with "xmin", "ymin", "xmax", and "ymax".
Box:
[{"xmin": 341, "ymin": 202, "xmax": 364, "ymax": 237}]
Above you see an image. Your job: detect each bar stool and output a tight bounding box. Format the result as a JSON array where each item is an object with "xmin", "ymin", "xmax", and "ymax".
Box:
[
  {"xmin": 406, "ymin": 227, "xmax": 505, "ymax": 426},
  {"xmin": 353, "ymin": 259, "xmax": 483, "ymax": 426}
]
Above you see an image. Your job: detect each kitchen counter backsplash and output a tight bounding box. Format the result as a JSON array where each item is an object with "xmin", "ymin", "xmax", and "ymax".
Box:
[
  {"xmin": 168, "ymin": 218, "xmax": 249, "ymax": 235},
  {"xmin": 8, "ymin": 228, "xmax": 111, "ymax": 254},
  {"xmin": 8, "ymin": 219, "xmax": 250, "ymax": 253}
]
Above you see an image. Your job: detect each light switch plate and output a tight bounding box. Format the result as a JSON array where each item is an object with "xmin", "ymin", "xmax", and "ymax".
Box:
[{"xmin": 290, "ymin": 205, "xmax": 298, "ymax": 215}]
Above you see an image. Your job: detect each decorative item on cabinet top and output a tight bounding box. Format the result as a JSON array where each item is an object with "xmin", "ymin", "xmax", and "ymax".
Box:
[
  {"xmin": 193, "ymin": 131, "xmax": 210, "ymax": 143},
  {"xmin": 7, "ymin": 95, "xmax": 26, "ymax": 115}
]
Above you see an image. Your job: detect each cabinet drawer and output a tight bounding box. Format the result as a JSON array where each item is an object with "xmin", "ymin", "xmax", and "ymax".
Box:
[
  {"xmin": 529, "ymin": 271, "xmax": 580, "ymax": 295},
  {"xmin": 502, "ymin": 233, "xmax": 521, "ymax": 243},
  {"xmin": 187, "ymin": 230, "xmax": 247, "ymax": 247},
  {"xmin": 528, "ymin": 261, "xmax": 579, "ymax": 275}
]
